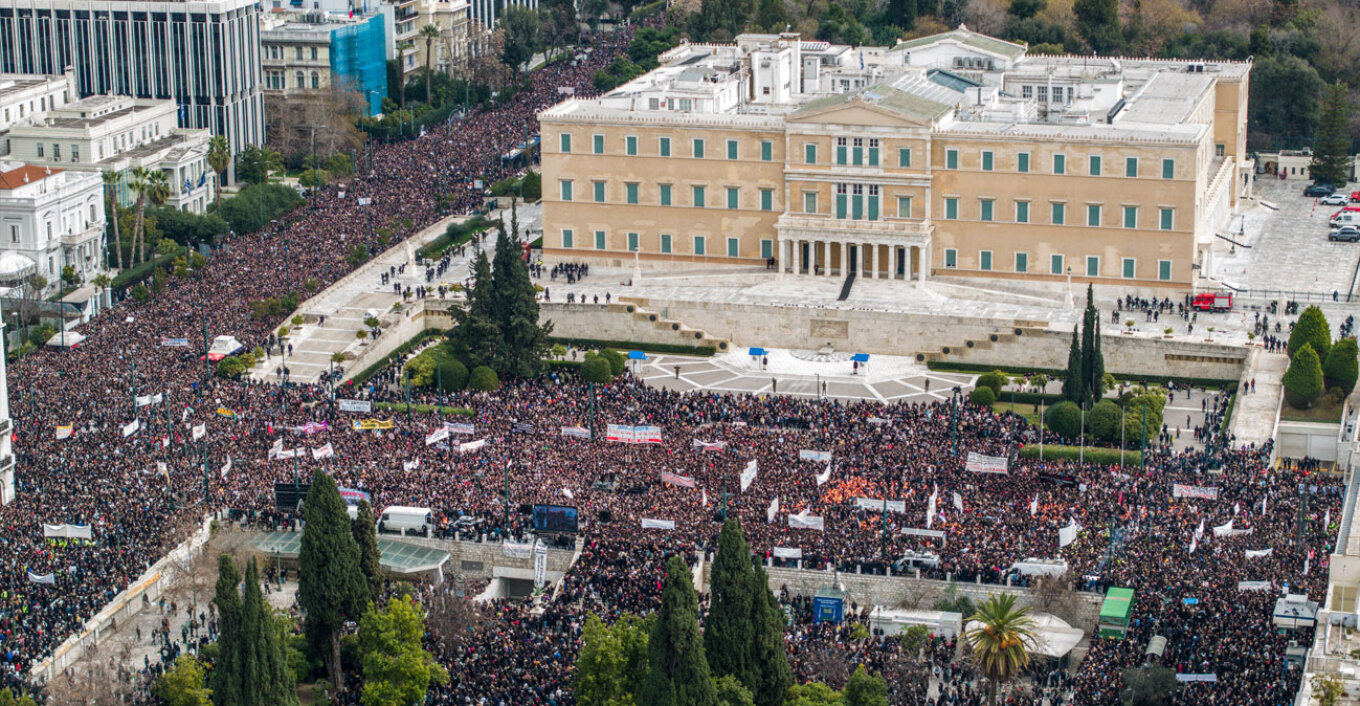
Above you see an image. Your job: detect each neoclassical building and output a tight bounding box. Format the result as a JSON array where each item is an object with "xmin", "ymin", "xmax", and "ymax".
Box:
[{"xmin": 537, "ymin": 27, "xmax": 1251, "ymax": 290}]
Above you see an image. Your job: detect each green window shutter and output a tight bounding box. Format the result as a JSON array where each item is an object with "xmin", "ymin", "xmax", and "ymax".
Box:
[
  {"xmin": 695, "ymin": 236, "xmax": 706, "ymax": 255},
  {"xmin": 805, "ymin": 144, "xmax": 817, "ymax": 164},
  {"xmin": 1123, "ymin": 258, "xmax": 1135, "ymax": 278},
  {"xmin": 852, "ymin": 145, "xmax": 862, "ymax": 165},
  {"xmin": 660, "ymin": 234, "xmax": 672, "ymax": 253},
  {"xmin": 1086, "ymin": 256, "xmax": 1099, "ymax": 277},
  {"xmin": 693, "ymin": 139, "xmax": 704, "ymax": 158},
  {"xmin": 982, "ymin": 151, "xmax": 993, "ymax": 171},
  {"xmin": 760, "ymin": 141, "xmax": 772, "ymax": 161},
  {"xmin": 1015, "ymin": 253, "xmax": 1028, "ymax": 273},
  {"xmin": 1087, "ymin": 204, "xmax": 1100, "ymax": 227},
  {"xmin": 561, "ymin": 229, "xmax": 573, "ymax": 248},
  {"xmin": 559, "ymin": 133, "xmax": 571, "ymax": 153},
  {"xmin": 760, "ymin": 189, "xmax": 773, "ymax": 211},
  {"xmin": 626, "ymin": 136, "xmax": 637, "ymax": 156},
  {"xmin": 898, "ymin": 148, "xmax": 912, "ymax": 167},
  {"xmin": 627, "ymin": 232, "xmax": 638, "ymax": 251},
  {"xmin": 626, "ymin": 183, "xmax": 638, "ymax": 204},
  {"xmin": 693, "ymin": 186, "xmax": 705, "ymax": 207},
  {"xmin": 851, "ymin": 193, "xmax": 863, "ymax": 220},
  {"xmin": 945, "ymin": 249, "xmax": 957, "ymax": 267},
  {"xmin": 1125, "ymin": 157, "xmax": 1137, "ymax": 177},
  {"xmin": 760, "ymin": 239, "xmax": 773, "ymax": 258},
  {"xmin": 980, "ymin": 200, "xmax": 993, "ymax": 221},
  {"xmin": 727, "ymin": 140, "xmax": 738, "ymax": 160},
  {"xmin": 1158, "ymin": 260, "xmax": 1171, "ymax": 280},
  {"xmin": 1089, "ymin": 155, "xmax": 1101, "ymax": 176},
  {"xmin": 946, "ymin": 150, "xmax": 958, "ymax": 169},
  {"xmin": 980, "ymin": 251, "xmax": 992, "ymax": 270},
  {"xmin": 836, "ymin": 193, "xmax": 847, "ymax": 219},
  {"xmin": 592, "ymin": 134, "xmax": 603, "ymax": 154},
  {"xmin": 945, "ymin": 197, "xmax": 958, "ymax": 219},
  {"xmin": 804, "ymin": 192, "xmax": 817, "ymax": 213},
  {"xmin": 659, "ymin": 137, "xmax": 670, "ymax": 157},
  {"xmin": 837, "ymin": 144, "xmax": 847, "ymax": 164},
  {"xmin": 1051, "ymin": 203, "xmax": 1064, "ymax": 225},
  {"xmin": 868, "ymin": 146, "xmax": 878, "ymax": 166},
  {"xmin": 1016, "ymin": 202, "xmax": 1029, "ymax": 223},
  {"xmin": 1050, "ymin": 254, "xmax": 1063, "ymax": 274},
  {"xmin": 1162, "ymin": 158, "xmax": 1174, "ymax": 179},
  {"xmin": 1053, "ymin": 154, "xmax": 1065, "ymax": 174},
  {"xmin": 1160, "ymin": 208, "xmax": 1173, "ymax": 230},
  {"xmin": 1017, "ymin": 153, "xmax": 1029, "ymax": 173},
  {"xmin": 1123, "ymin": 206, "xmax": 1137, "ymax": 229},
  {"xmin": 660, "ymin": 184, "xmax": 671, "ymax": 206},
  {"xmin": 867, "ymin": 195, "xmax": 879, "ymax": 221},
  {"xmin": 727, "ymin": 187, "xmax": 739, "ymax": 209},
  {"xmin": 560, "ymin": 180, "xmax": 573, "ymax": 201},
  {"xmin": 593, "ymin": 181, "xmax": 605, "ymax": 203},
  {"xmin": 594, "ymin": 230, "xmax": 605, "ymax": 249},
  {"xmin": 727, "ymin": 238, "xmax": 739, "ymax": 257},
  {"xmin": 897, "ymin": 196, "xmax": 912, "ymax": 218}
]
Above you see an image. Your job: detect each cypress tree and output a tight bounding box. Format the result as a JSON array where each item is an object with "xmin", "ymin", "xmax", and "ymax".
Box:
[
  {"xmin": 748, "ymin": 565, "xmax": 792, "ymax": 706},
  {"xmin": 1062, "ymin": 325, "xmax": 1084, "ymax": 404},
  {"xmin": 449, "ymin": 251, "xmax": 502, "ymax": 369},
  {"xmin": 1288, "ymin": 306, "xmax": 1332, "ymax": 360},
  {"xmin": 491, "ymin": 205, "xmax": 552, "ymax": 378},
  {"xmin": 1311, "ymin": 83, "xmax": 1352, "ymax": 186},
  {"xmin": 1324, "ymin": 338, "xmax": 1359, "ymax": 394},
  {"xmin": 242, "ymin": 558, "xmax": 299, "ymax": 706},
  {"xmin": 352, "ymin": 500, "xmax": 384, "ymax": 599},
  {"xmin": 1084, "ymin": 287, "xmax": 1105, "ymax": 405},
  {"xmin": 211, "ymin": 555, "xmax": 244, "ymax": 706},
  {"xmin": 640, "ymin": 557, "xmax": 718, "ymax": 706},
  {"xmin": 705, "ymin": 521, "xmax": 757, "ymax": 691},
  {"xmin": 298, "ymin": 471, "xmax": 370, "ymax": 694},
  {"xmin": 1283, "ymin": 343, "xmax": 1325, "ymax": 409}
]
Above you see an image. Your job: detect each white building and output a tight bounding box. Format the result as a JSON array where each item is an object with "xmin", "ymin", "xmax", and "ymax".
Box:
[
  {"xmin": 0, "ymin": 72, "xmax": 73, "ymax": 150},
  {"xmin": 0, "ymin": 162, "xmax": 106, "ymax": 297},
  {"xmin": 5, "ymin": 95, "xmax": 215, "ymax": 214}
]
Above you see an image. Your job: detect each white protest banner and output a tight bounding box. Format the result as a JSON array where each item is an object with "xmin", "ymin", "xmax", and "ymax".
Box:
[
  {"xmin": 533, "ymin": 541, "xmax": 548, "ymax": 588},
  {"xmin": 502, "ymin": 541, "xmax": 533, "ymax": 559},
  {"xmin": 799, "ymin": 449, "xmax": 832, "ymax": 462},
  {"xmin": 740, "ymin": 460, "xmax": 758, "ymax": 492},
  {"xmin": 767, "ymin": 496, "xmax": 779, "ymax": 523},
  {"xmin": 54, "ymin": 425, "xmax": 73, "ymax": 440},
  {"xmin": 1175, "ymin": 674, "xmax": 1218, "ymax": 683},
  {"xmin": 43, "ymin": 524, "xmax": 92, "ymax": 539},
  {"xmin": 634, "ymin": 426, "xmax": 662, "ymax": 444},
  {"xmin": 312, "ymin": 443, "xmax": 334, "ymax": 460},
  {"xmin": 660, "ymin": 471, "xmax": 695, "ymax": 488},
  {"xmin": 641, "ymin": 518, "xmax": 676, "ymax": 530},
  {"xmin": 606, "ymin": 424, "xmax": 631, "ymax": 443},
  {"xmin": 1173, "ymin": 484, "xmax": 1220, "ymax": 500},
  {"xmin": 926, "ymin": 486, "xmax": 938, "ymax": 529},
  {"xmin": 561, "ymin": 426, "xmax": 591, "ymax": 439},
  {"xmin": 135, "ymin": 395, "xmax": 152, "ymax": 407},
  {"xmin": 121, "ymin": 419, "xmax": 140, "ymax": 437},
  {"xmin": 277, "ymin": 448, "xmax": 297, "ymax": 460},
  {"xmin": 788, "ymin": 511, "xmax": 825, "ymax": 531},
  {"xmin": 1245, "ymin": 548, "xmax": 1274, "ymax": 558},
  {"xmin": 772, "ymin": 547, "xmax": 802, "ymax": 559},
  {"xmin": 447, "ymin": 422, "xmax": 475, "ymax": 435},
  {"xmin": 1212, "ymin": 520, "xmax": 1234, "ymax": 537},
  {"xmin": 458, "ymin": 439, "xmax": 486, "ymax": 454},
  {"xmin": 220, "ymin": 456, "xmax": 232, "ymax": 480},
  {"xmin": 693, "ymin": 439, "xmax": 726, "ymax": 451},
  {"xmin": 152, "ymin": 393, "xmax": 163, "ymax": 405},
  {"xmin": 952, "ymin": 491, "xmax": 964, "ymax": 512},
  {"xmin": 27, "ymin": 571, "xmax": 55, "ymax": 585},
  {"xmin": 403, "ymin": 459, "xmax": 420, "ymax": 471},
  {"xmin": 965, "ymin": 452, "xmax": 1009, "ymax": 474},
  {"xmin": 268, "ymin": 438, "xmax": 283, "ymax": 459},
  {"xmin": 902, "ymin": 528, "xmax": 947, "ymax": 539},
  {"xmin": 1030, "ymin": 494, "xmax": 1038, "ymax": 517},
  {"xmin": 1189, "ymin": 535, "xmax": 1197, "ymax": 555},
  {"xmin": 815, "ymin": 464, "xmax": 832, "ymax": 486},
  {"xmin": 1238, "ymin": 581, "xmax": 1272, "ymax": 591},
  {"xmin": 337, "ymin": 399, "xmax": 373, "ymax": 413},
  {"xmin": 425, "ymin": 427, "xmax": 450, "ymax": 446},
  {"xmin": 854, "ymin": 498, "xmax": 907, "ymax": 514},
  {"xmin": 1195, "ymin": 518, "xmax": 1205, "ymax": 540},
  {"xmin": 192, "ymin": 424, "xmax": 206, "ymax": 440},
  {"xmin": 1058, "ymin": 519, "xmax": 1083, "ymax": 548},
  {"xmin": 562, "ymin": 487, "xmax": 574, "ymax": 499}
]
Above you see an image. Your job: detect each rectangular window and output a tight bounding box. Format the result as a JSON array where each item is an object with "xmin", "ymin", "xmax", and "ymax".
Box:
[
  {"xmin": 693, "ymin": 139, "xmax": 705, "ymax": 159},
  {"xmin": 561, "ymin": 229, "xmax": 573, "ymax": 248},
  {"xmin": 1159, "ymin": 208, "xmax": 1174, "ymax": 231},
  {"xmin": 1051, "ymin": 202, "xmax": 1065, "ymax": 225},
  {"xmin": 1053, "ymin": 154, "xmax": 1066, "ymax": 174},
  {"xmin": 560, "ymin": 180, "xmax": 573, "ymax": 201},
  {"xmin": 661, "ymin": 234, "xmax": 672, "ymax": 254},
  {"xmin": 946, "ymin": 149, "xmax": 959, "ymax": 170},
  {"xmin": 760, "ymin": 140, "xmax": 772, "ymax": 161},
  {"xmin": 559, "ymin": 133, "xmax": 572, "ymax": 153},
  {"xmin": 982, "ymin": 151, "xmax": 994, "ymax": 171},
  {"xmin": 1088, "ymin": 155, "xmax": 1101, "ymax": 176},
  {"xmin": 37, "ymin": 143, "xmax": 43, "ymax": 157},
  {"xmin": 1216, "ymin": 143, "xmax": 1225, "ymax": 157},
  {"xmin": 1123, "ymin": 205, "xmax": 1137, "ymax": 229},
  {"xmin": 592, "ymin": 134, "xmax": 604, "ymax": 154},
  {"xmin": 626, "ymin": 136, "xmax": 637, "ymax": 156},
  {"xmin": 760, "ymin": 188, "xmax": 773, "ymax": 211},
  {"xmin": 1086, "ymin": 256, "xmax": 1099, "ymax": 277},
  {"xmin": 945, "ymin": 249, "xmax": 957, "ymax": 267},
  {"xmin": 898, "ymin": 148, "xmax": 912, "ymax": 167},
  {"xmin": 627, "ymin": 232, "xmax": 639, "ymax": 251},
  {"xmin": 1015, "ymin": 252, "xmax": 1028, "ymax": 273},
  {"xmin": 1122, "ymin": 258, "xmax": 1136, "ymax": 279},
  {"xmin": 805, "ymin": 143, "xmax": 817, "ymax": 164},
  {"xmin": 660, "ymin": 184, "xmax": 672, "ymax": 206},
  {"xmin": 695, "ymin": 236, "xmax": 706, "ymax": 255},
  {"xmin": 760, "ymin": 239, "xmax": 773, "ymax": 259},
  {"xmin": 1015, "ymin": 201, "xmax": 1029, "ymax": 223},
  {"xmin": 852, "ymin": 137, "xmax": 863, "ymax": 166},
  {"xmin": 659, "ymin": 137, "xmax": 671, "ymax": 157},
  {"xmin": 980, "ymin": 199, "xmax": 994, "ymax": 222},
  {"xmin": 727, "ymin": 237, "xmax": 739, "ymax": 257},
  {"xmin": 727, "ymin": 139, "xmax": 738, "ymax": 160},
  {"xmin": 897, "ymin": 196, "xmax": 912, "ymax": 218},
  {"xmin": 980, "ymin": 250, "xmax": 992, "ymax": 271},
  {"xmin": 626, "ymin": 183, "xmax": 639, "ymax": 204},
  {"xmin": 727, "ymin": 187, "xmax": 739, "ymax": 209},
  {"xmin": 836, "ymin": 184, "xmax": 848, "ymax": 219},
  {"xmin": 693, "ymin": 186, "xmax": 706, "ymax": 208},
  {"xmin": 593, "ymin": 181, "xmax": 606, "ymax": 203},
  {"xmin": 1158, "ymin": 260, "xmax": 1172, "ymax": 281},
  {"xmin": 594, "ymin": 230, "xmax": 606, "ymax": 249},
  {"xmin": 804, "ymin": 192, "xmax": 818, "ymax": 213},
  {"xmin": 1125, "ymin": 157, "xmax": 1138, "ymax": 178},
  {"xmin": 1017, "ymin": 152, "xmax": 1029, "ymax": 173},
  {"xmin": 945, "ymin": 197, "xmax": 959, "ymax": 220},
  {"xmin": 867, "ymin": 139, "xmax": 879, "ymax": 166},
  {"xmin": 1086, "ymin": 204, "xmax": 1101, "ymax": 227},
  {"xmin": 1050, "ymin": 254, "xmax": 1064, "ymax": 275},
  {"xmin": 836, "ymin": 137, "xmax": 847, "ymax": 165},
  {"xmin": 1162, "ymin": 158, "xmax": 1175, "ymax": 179}
]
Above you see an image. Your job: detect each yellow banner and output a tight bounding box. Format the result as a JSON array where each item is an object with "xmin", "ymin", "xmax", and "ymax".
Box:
[
  {"xmin": 216, "ymin": 407, "xmax": 237, "ymax": 419},
  {"xmin": 351, "ymin": 419, "xmax": 394, "ymax": 431}
]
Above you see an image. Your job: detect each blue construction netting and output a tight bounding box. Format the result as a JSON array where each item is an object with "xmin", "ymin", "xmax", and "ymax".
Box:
[{"xmin": 330, "ymin": 16, "xmax": 387, "ymax": 117}]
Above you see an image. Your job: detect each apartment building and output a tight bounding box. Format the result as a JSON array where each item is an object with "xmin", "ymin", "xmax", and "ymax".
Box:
[
  {"xmin": 538, "ymin": 28, "xmax": 1252, "ymax": 290},
  {"xmin": 260, "ymin": 11, "xmax": 388, "ymax": 116},
  {"xmin": 416, "ymin": 0, "xmax": 472, "ymax": 76}
]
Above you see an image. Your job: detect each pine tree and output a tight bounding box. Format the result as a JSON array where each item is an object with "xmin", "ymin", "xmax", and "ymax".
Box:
[
  {"xmin": 640, "ymin": 557, "xmax": 718, "ymax": 706},
  {"xmin": 1311, "ymin": 83, "xmax": 1352, "ymax": 186},
  {"xmin": 1062, "ymin": 325, "xmax": 1084, "ymax": 404},
  {"xmin": 1288, "ymin": 306, "xmax": 1332, "ymax": 360},
  {"xmin": 886, "ymin": 0, "xmax": 916, "ymax": 29},
  {"xmin": 449, "ymin": 251, "xmax": 502, "ymax": 369},
  {"xmin": 1073, "ymin": 0, "xmax": 1123, "ymax": 54},
  {"xmin": 748, "ymin": 565, "xmax": 793, "ymax": 706},
  {"xmin": 242, "ymin": 558, "xmax": 299, "ymax": 706},
  {"xmin": 491, "ymin": 206, "xmax": 552, "ymax": 378},
  {"xmin": 705, "ymin": 521, "xmax": 757, "ymax": 692},
  {"xmin": 298, "ymin": 470, "xmax": 370, "ymax": 694},
  {"xmin": 352, "ymin": 500, "xmax": 384, "ymax": 600},
  {"xmin": 211, "ymin": 555, "xmax": 244, "ymax": 706}
]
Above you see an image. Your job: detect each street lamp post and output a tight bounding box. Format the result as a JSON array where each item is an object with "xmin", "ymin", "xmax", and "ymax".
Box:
[{"xmin": 950, "ymin": 386, "xmax": 961, "ymax": 457}]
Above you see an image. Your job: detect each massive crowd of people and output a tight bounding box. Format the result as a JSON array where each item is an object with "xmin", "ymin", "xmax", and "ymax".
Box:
[{"xmin": 0, "ymin": 18, "xmax": 1340, "ymax": 706}]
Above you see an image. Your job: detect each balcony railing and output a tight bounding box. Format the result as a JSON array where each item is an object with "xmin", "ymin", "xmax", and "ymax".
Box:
[{"xmin": 777, "ymin": 214, "xmax": 934, "ymax": 237}]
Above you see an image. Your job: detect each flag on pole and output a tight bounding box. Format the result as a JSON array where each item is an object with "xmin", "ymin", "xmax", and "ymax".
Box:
[
  {"xmin": 767, "ymin": 496, "xmax": 779, "ymax": 523},
  {"xmin": 192, "ymin": 424, "xmax": 206, "ymax": 440},
  {"xmin": 121, "ymin": 420, "xmax": 140, "ymax": 437},
  {"xmin": 1233, "ymin": 502, "xmax": 1240, "ymax": 515},
  {"xmin": 1030, "ymin": 494, "xmax": 1038, "ymax": 517},
  {"xmin": 952, "ymin": 491, "xmax": 963, "ymax": 513},
  {"xmin": 701, "ymin": 490, "xmax": 708, "ymax": 507},
  {"xmin": 815, "ymin": 464, "xmax": 832, "ymax": 486},
  {"xmin": 1325, "ymin": 508, "xmax": 1331, "ymax": 528},
  {"xmin": 740, "ymin": 460, "xmax": 758, "ymax": 492},
  {"xmin": 1189, "ymin": 534, "xmax": 1197, "ymax": 555},
  {"xmin": 157, "ymin": 461, "xmax": 168, "ymax": 481},
  {"xmin": 220, "ymin": 456, "xmax": 232, "ymax": 479},
  {"xmin": 54, "ymin": 425, "xmax": 73, "ymax": 440},
  {"xmin": 562, "ymin": 487, "xmax": 574, "ymax": 499},
  {"xmin": 312, "ymin": 443, "xmax": 334, "ymax": 460},
  {"xmin": 268, "ymin": 438, "xmax": 283, "ymax": 459},
  {"xmin": 1260, "ymin": 496, "xmax": 1268, "ymax": 515},
  {"xmin": 1195, "ymin": 518, "xmax": 1205, "ymax": 541}
]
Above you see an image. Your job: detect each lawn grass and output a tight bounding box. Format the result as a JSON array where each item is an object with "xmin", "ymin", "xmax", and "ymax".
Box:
[
  {"xmin": 992, "ymin": 401, "xmax": 1044, "ymax": 427},
  {"xmin": 1280, "ymin": 396, "xmax": 1345, "ymax": 423}
]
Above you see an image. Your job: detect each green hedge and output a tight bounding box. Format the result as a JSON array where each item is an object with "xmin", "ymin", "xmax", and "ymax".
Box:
[
  {"xmin": 549, "ymin": 336, "xmax": 718, "ymax": 357},
  {"xmin": 373, "ymin": 402, "xmax": 474, "ymax": 416},
  {"xmin": 994, "ymin": 391, "xmax": 1065, "ymax": 406},
  {"xmin": 545, "ymin": 360, "xmax": 583, "ymax": 372},
  {"xmin": 348, "ymin": 329, "xmax": 446, "ymax": 386},
  {"xmin": 925, "ymin": 361, "xmax": 1239, "ymax": 390},
  {"xmin": 1018, "ymin": 444, "xmax": 1142, "ymax": 465},
  {"xmin": 112, "ymin": 245, "xmax": 187, "ymax": 292},
  {"xmin": 417, "ymin": 217, "xmax": 492, "ymax": 261}
]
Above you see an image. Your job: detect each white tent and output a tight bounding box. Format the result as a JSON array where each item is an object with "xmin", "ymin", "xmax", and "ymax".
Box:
[
  {"xmin": 966, "ymin": 612, "xmax": 1084, "ymax": 659},
  {"xmin": 207, "ymin": 335, "xmax": 244, "ymax": 361},
  {"xmin": 44, "ymin": 330, "xmax": 85, "ymax": 348}
]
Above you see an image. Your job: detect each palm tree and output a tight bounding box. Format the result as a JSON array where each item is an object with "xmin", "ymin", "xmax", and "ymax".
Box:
[
  {"xmin": 127, "ymin": 166, "xmax": 149, "ymax": 266},
  {"xmin": 101, "ymin": 171, "xmax": 125, "ymax": 271},
  {"xmin": 261, "ymin": 147, "xmax": 284, "ymax": 183},
  {"xmin": 207, "ymin": 135, "xmax": 230, "ymax": 194},
  {"xmin": 963, "ymin": 594, "xmax": 1037, "ymax": 706},
  {"xmin": 141, "ymin": 170, "xmax": 172, "ymax": 264},
  {"xmin": 420, "ymin": 24, "xmax": 441, "ymax": 107}
]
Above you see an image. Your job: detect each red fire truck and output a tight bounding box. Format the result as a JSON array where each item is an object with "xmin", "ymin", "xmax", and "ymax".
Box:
[{"xmin": 1192, "ymin": 292, "xmax": 1233, "ymax": 312}]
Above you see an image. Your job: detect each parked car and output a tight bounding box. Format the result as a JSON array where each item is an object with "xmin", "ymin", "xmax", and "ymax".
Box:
[
  {"xmin": 1329, "ymin": 226, "xmax": 1360, "ymax": 242},
  {"xmin": 1351, "ymin": 190, "xmax": 1360, "ymax": 202},
  {"xmin": 1321, "ymin": 193, "xmax": 1349, "ymax": 205},
  {"xmin": 1305, "ymin": 183, "xmax": 1336, "ymax": 197}
]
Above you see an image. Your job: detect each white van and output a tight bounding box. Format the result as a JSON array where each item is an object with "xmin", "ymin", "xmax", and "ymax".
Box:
[
  {"xmin": 1332, "ymin": 212, "xmax": 1360, "ymax": 229},
  {"xmin": 379, "ymin": 506, "xmax": 432, "ymax": 536}
]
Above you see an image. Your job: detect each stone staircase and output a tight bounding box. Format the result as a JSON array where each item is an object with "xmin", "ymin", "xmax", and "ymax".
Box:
[
  {"xmin": 912, "ymin": 320, "xmax": 1049, "ymax": 365},
  {"xmin": 614, "ymin": 298, "xmax": 733, "ymax": 352}
]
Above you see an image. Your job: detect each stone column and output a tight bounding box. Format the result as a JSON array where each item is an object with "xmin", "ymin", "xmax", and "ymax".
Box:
[
  {"xmin": 888, "ymin": 245, "xmax": 897, "ymax": 281},
  {"xmin": 870, "ymin": 243, "xmax": 879, "ymax": 279},
  {"xmin": 808, "ymin": 239, "xmax": 817, "ymax": 275},
  {"xmin": 821, "ymin": 240, "xmax": 830, "ymax": 276},
  {"xmin": 917, "ymin": 244, "xmax": 929, "ymax": 283}
]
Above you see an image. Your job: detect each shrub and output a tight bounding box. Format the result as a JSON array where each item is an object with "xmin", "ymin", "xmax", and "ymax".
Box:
[
  {"xmin": 600, "ymin": 349, "xmax": 626, "ymax": 376},
  {"xmin": 975, "ymin": 370, "xmax": 1006, "ymax": 396},
  {"xmin": 131, "ymin": 283, "xmax": 151, "ymax": 303},
  {"xmin": 1123, "ymin": 392, "xmax": 1166, "ymax": 443},
  {"xmin": 1323, "ymin": 338, "xmax": 1359, "ymax": 394},
  {"xmin": 1288, "ymin": 306, "xmax": 1332, "ymax": 360},
  {"xmin": 1044, "ymin": 401, "xmax": 1082, "ymax": 439},
  {"xmin": 438, "ymin": 358, "xmax": 469, "ymax": 391},
  {"xmin": 216, "ymin": 356, "xmax": 246, "ymax": 378},
  {"xmin": 969, "ymin": 386, "xmax": 996, "ymax": 406},
  {"xmin": 1284, "ymin": 343, "xmax": 1325, "ymax": 408},
  {"xmin": 580, "ymin": 355, "xmax": 614, "ymax": 384},
  {"xmin": 1087, "ymin": 399, "xmax": 1122, "ymax": 442},
  {"xmin": 468, "ymin": 365, "xmax": 499, "ymax": 391}
]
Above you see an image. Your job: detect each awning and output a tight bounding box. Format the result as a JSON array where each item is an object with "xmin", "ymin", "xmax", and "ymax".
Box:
[
  {"xmin": 44, "ymin": 331, "xmax": 85, "ymax": 348},
  {"xmin": 749, "ymin": 347, "xmax": 768, "ymax": 356},
  {"xmin": 627, "ymin": 350, "xmax": 647, "ymax": 360},
  {"xmin": 851, "ymin": 353, "xmax": 870, "ymax": 362}
]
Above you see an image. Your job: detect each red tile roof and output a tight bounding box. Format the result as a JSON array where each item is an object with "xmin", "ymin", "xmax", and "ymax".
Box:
[{"xmin": 0, "ymin": 165, "xmax": 63, "ymax": 190}]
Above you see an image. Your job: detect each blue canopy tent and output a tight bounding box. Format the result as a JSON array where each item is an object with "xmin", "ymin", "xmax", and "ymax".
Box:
[
  {"xmin": 851, "ymin": 353, "xmax": 869, "ymax": 375},
  {"xmin": 627, "ymin": 351, "xmax": 648, "ymax": 360},
  {"xmin": 749, "ymin": 347, "xmax": 768, "ymax": 356}
]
